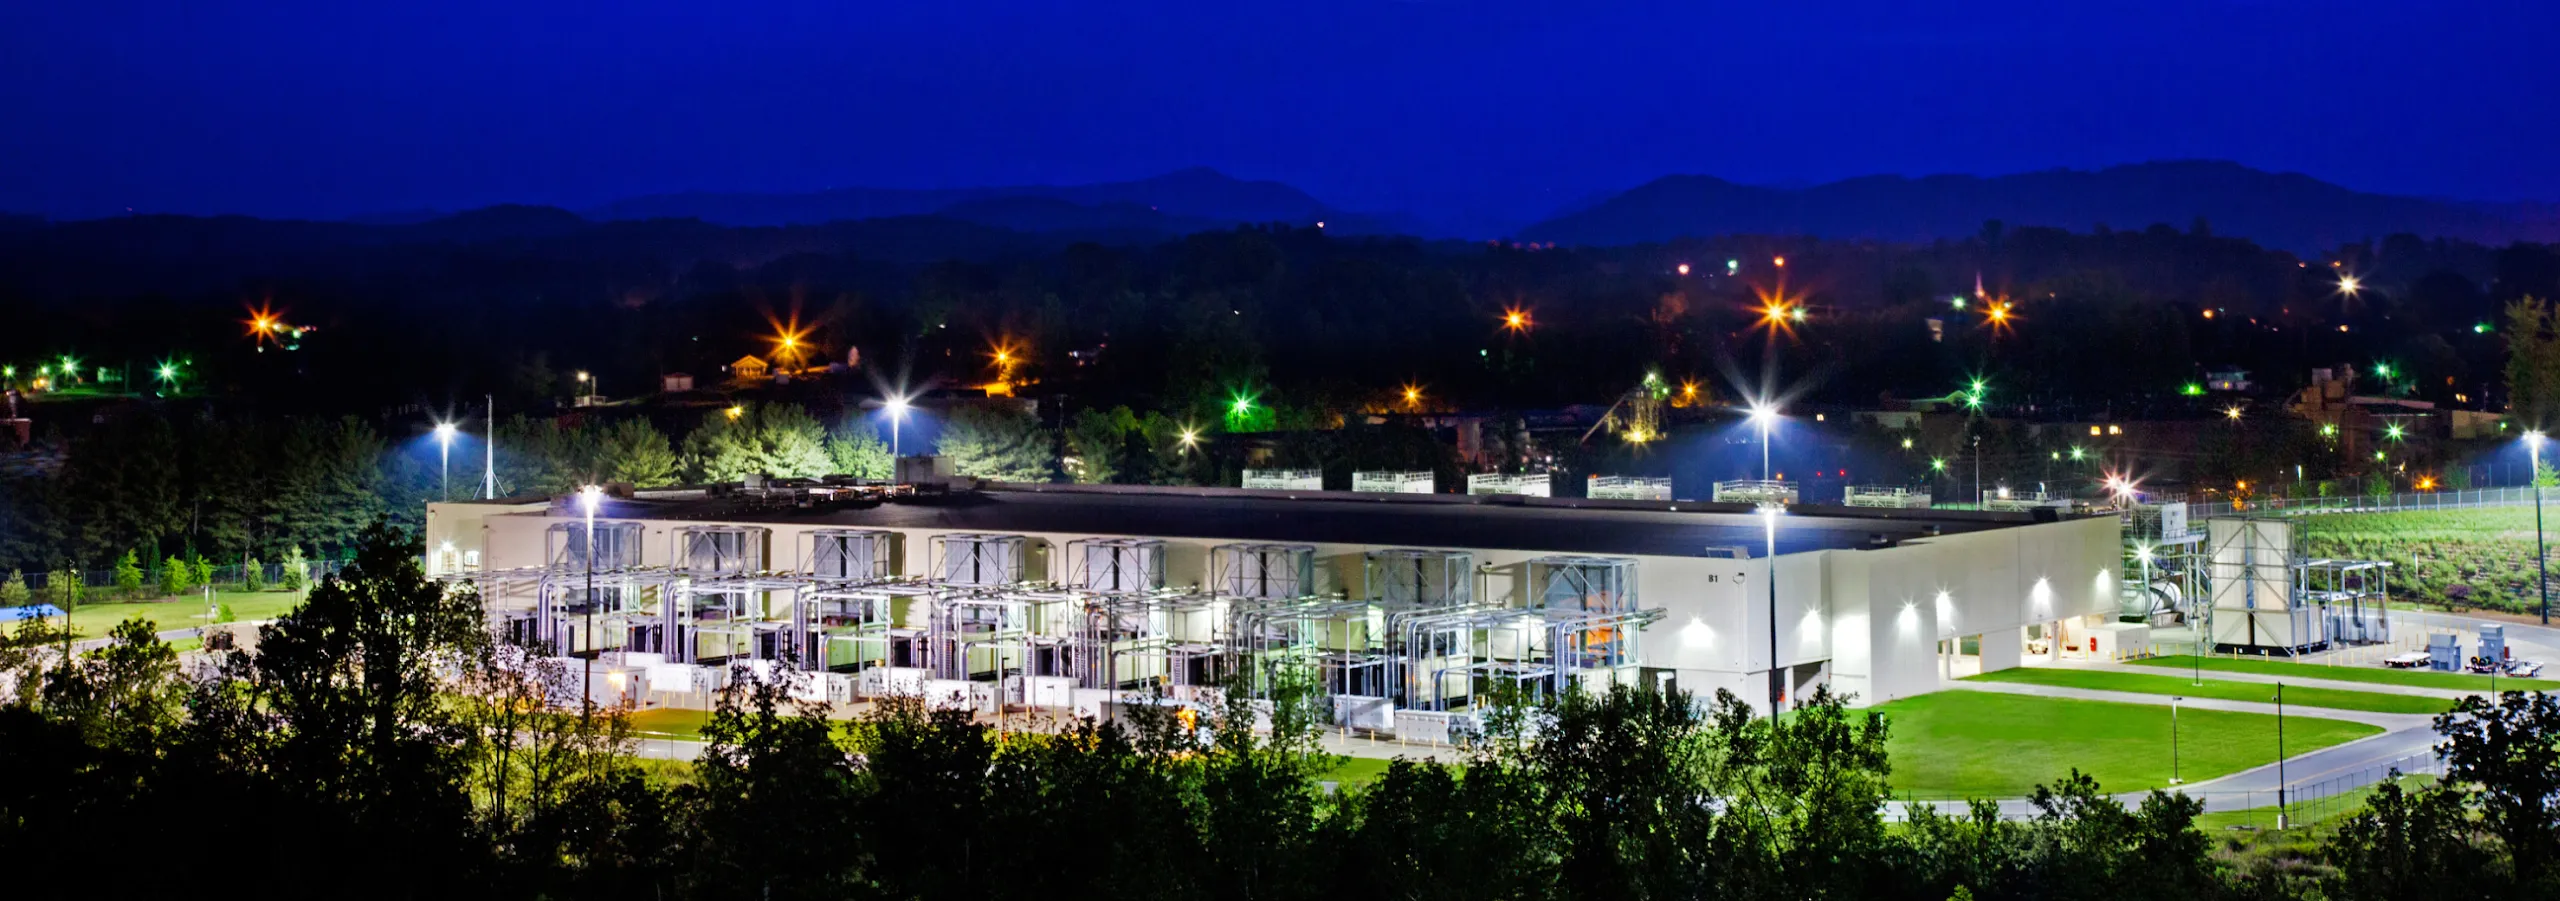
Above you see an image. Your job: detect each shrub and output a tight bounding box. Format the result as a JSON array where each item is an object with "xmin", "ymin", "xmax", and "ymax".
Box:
[
  {"xmin": 243, "ymin": 557, "xmax": 266, "ymax": 592},
  {"xmin": 160, "ymin": 554, "xmax": 193, "ymax": 597}
]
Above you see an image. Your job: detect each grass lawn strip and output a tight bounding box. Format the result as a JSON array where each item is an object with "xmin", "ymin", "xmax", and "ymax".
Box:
[
  {"xmin": 48, "ymin": 590, "xmax": 310, "ymax": 639},
  {"xmin": 1969, "ymin": 667, "xmax": 2456, "ymax": 715},
  {"xmin": 1870, "ymin": 692, "xmax": 2381, "ymax": 800},
  {"xmin": 2127, "ymin": 654, "xmax": 2557, "ymax": 693}
]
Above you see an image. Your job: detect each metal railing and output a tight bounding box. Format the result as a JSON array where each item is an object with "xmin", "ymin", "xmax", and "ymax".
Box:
[{"xmin": 2187, "ymin": 485, "xmax": 2549, "ymax": 522}]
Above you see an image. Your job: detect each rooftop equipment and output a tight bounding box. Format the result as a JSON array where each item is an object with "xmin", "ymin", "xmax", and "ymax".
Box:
[
  {"xmin": 1844, "ymin": 486, "xmax": 1932, "ymax": 509},
  {"xmin": 933, "ymin": 533, "xmax": 1031, "ymax": 586},
  {"xmin": 1712, "ymin": 480, "xmax": 1797, "ymax": 504},
  {"xmin": 1588, "ymin": 476, "xmax": 1672, "ymax": 501},
  {"xmin": 1068, "ymin": 538, "xmax": 1167, "ymax": 593},
  {"xmin": 1242, "ymin": 468, "xmax": 1323, "ymax": 491},
  {"xmin": 807, "ymin": 529, "xmax": 896, "ymax": 580},
  {"xmin": 1353, "ymin": 470, "xmax": 1436, "ymax": 494},
  {"xmin": 1466, "ymin": 473, "xmax": 1552, "ymax": 497},
  {"xmin": 1212, "ymin": 543, "xmax": 1317, "ymax": 600}
]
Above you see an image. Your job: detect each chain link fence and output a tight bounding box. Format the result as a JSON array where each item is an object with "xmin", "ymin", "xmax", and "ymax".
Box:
[
  {"xmin": 16, "ymin": 559, "xmax": 349, "ymax": 603},
  {"xmin": 2184, "ymin": 485, "xmax": 2549, "ymax": 522}
]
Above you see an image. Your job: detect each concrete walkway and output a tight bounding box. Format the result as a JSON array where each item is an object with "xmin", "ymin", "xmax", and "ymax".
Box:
[{"xmin": 2051, "ymin": 658, "xmax": 2481, "ymax": 701}]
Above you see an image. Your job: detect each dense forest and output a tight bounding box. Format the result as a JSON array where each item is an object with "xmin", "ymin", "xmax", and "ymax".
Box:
[{"xmin": 1, "ymin": 524, "xmax": 2554, "ymax": 901}]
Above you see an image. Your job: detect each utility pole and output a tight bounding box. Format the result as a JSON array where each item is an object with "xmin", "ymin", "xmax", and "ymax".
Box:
[
  {"xmin": 2274, "ymin": 682, "xmax": 2289, "ymax": 828},
  {"xmin": 484, "ymin": 394, "xmax": 496, "ymax": 499},
  {"xmin": 1763, "ymin": 504, "xmax": 1783, "ymax": 717}
]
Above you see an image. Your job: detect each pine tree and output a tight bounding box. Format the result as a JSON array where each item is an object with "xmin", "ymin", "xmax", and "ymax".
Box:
[
  {"xmin": 0, "ymin": 570, "xmax": 28, "ymax": 606},
  {"xmin": 244, "ymin": 556, "xmax": 267, "ymax": 592}
]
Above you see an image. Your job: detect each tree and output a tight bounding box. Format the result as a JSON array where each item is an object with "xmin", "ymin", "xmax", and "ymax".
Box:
[
  {"xmin": 2434, "ymin": 691, "xmax": 2560, "ymax": 888},
  {"xmin": 0, "ymin": 570, "xmax": 26, "ymax": 606},
  {"xmin": 190, "ymin": 554, "xmax": 216, "ymax": 590},
  {"xmin": 158, "ymin": 553, "xmax": 192, "ymax": 598},
  {"xmin": 2322, "ymin": 776, "xmax": 2502, "ymax": 900},
  {"xmin": 937, "ymin": 403, "xmax": 1053, "ymax": 482},
  {"xmin": 594, "ymin": 418, "xmax": 680, "ymax": 487},
  {"xmin": 826, "ymin": 419, "xmax": 893, "ymax": 480},
  {"xmin": 244, "ymin": 556, "xmax": 267, "ymax": 592},
  {"xmin": 1065, "ymin": 407, "xmax": 1138, "ymax": 484},
  {"xmin": 112, "ymin": 550, "xmax": 143, "ymax": 597},
  {"xmin": 683, "ymin": 403, "xmax": 830, "ymax": 481},
  {"xmin": 46, "ymin": 566, "xmax": 80, "ymax": 608},
  {"xmin": 756, "ymin": 404, "xmax": 834, "ymax": 479},
  {"xmin": 40, "ymin": 615, "xmax": 181, "ymax": 745},
  {"xmin": 2505, "ymin": 296, "xmax": 2560, "ymax": 429},
  {"xmin": 281, "ymin": 545, "xmax": 310, "ymax": 593}
]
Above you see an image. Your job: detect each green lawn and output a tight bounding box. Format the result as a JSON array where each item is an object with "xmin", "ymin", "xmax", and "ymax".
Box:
[
  {"xmin": 42, "ymin": 590, "xmax": 310, "ymax": 639},
  {"xmin": 2128, "ymin": 655, "xmax": 2556, "ymax": 693},
  {"xmin": 1872, "ymin": 693, "xmax": 2382, "ymax": 800},
  {"xmin": 1968, "ymin": 668, "xmax": 2457, "ymax": 715},
  {"xmin": 628, "ymin": 707, "xmax": 714, "ymax": 739},
  {"xmin": 1320, "ymin": 756, "xmax": 1399, "ymax": 786}
]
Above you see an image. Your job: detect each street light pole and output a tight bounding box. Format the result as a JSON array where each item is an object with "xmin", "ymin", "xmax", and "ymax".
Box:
[
  {"xmin": 580, "ymin": 485, "xmax": 601, "ymax": 716},
  {"xmin": 2274, "ymin": 682, "xmax": 2288, "ymax": 828},
  {"xmin": 2532, "ymin": 432, "xmax": 2549, "ymax": 626},
  {"xmin": 886, "ymin": 395, "xmax": 911, "ymax": 459},
  {"xmin": 2170, "ymin": 696, "xmax": 2182, "ymax": 785},
  {"xmin": 483, "ymin": 394, "xmax": 496, "ymax": 500},
  {"xmin": 1973, "ymin": 433, "xmax": 1983, "ymax": 508},
  {"xmin": 434, "ymin": 422, "xmax": 455, "ymax": 502},
  {"xmin": 1762, "ymin": 504, "xmax": 1783, "ymax": 716}
]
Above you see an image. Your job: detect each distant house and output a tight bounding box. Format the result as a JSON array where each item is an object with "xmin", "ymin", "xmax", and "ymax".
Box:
[
  {"xmin": 2205, "ymin": 368, "xmax": 2252, "ymax": 392},
  {"xmin": 661, "ymin": 373, "xmax": 695, "ymax": 393},
  {"xmin": 727, "ymin": 356, "xmax": 770, "ymax": 382}
]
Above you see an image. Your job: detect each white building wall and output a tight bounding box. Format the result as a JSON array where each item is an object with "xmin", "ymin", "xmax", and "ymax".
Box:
[{"xmin": 430, "ymin": 503, "xmax": 2121, "ymax": 710}]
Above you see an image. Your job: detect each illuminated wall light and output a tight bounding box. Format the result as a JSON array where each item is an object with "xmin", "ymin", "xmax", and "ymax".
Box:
[
  {"xmin": 1896, "ymin": 601, "xmax": 1921, "ymax": 637},
  {"xmin": 1680, "ymin": 617, "xmax": 1717, "ymax": 648}
]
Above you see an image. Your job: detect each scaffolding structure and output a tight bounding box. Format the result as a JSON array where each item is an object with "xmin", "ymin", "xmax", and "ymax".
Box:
[{"xmin": 2122, "ymin": 502, "xmax": 2205, "ymax": 624}]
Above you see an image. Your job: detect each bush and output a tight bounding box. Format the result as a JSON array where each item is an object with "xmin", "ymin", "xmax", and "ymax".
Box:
[
  {"xmin": 0, "ymin": 570, "xmax": 27, "ymax": 606},
  {"xmin": 112, "ymin": 550, "xmax": 144, "ymax": 597},
  {"xmin": 159, "ymin": 554, "xmax": 193, "ymax": 598},
  {"xmin": 243, "ymin": 557, "xmax": 266, "ymax": 592},
  {"xmin": 280, "ymin": 546, "xmax": 309, "ymax": 592}
]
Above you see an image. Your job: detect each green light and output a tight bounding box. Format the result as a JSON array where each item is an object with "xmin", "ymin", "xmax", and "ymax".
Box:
[
  {"xmin": 1963, "ymin": 391, "xmax": 1983, "ymax": 411},
  {"xmin": 2476, "ymin": 323, "xmax": 2493, "ymax": 334},
  {"xmin": 2375, "ymin": 451, "xmax": 2387, "ymax": 461},
  {"xmin": 1790, "ymin": 306, "xmax": 1807, "ymax": 322},
  {"xmin": 1726, "ymin": 259, "xmax": 1739, "ymax": 273},
  {"xmin": 2050, "ymin": 451, "xmax": 2060, "ymax": 460},
  {"xmin": 2070, "ymin": 446, "xmax": 2085, "ymax": 461},
  {"xmin": 1231, "ymin": 397, "xmax": 1253, "ymax": 414},
  {"xmin": 156, "ymin": 365, "xmax": 176, "ymax": 382},
  {"xmin": 1, "ymin": 366, "xmax": 11, "ymax": 378},
  {"xmin": 2386, "ymin": 424, "xmax": 2405, "ymax": 441},
  {"xmin": 1951, "ymin": 297, "xmax": 1966, "ymax": 310},
  {"xmin": 1901, "ymin": 438, "xmax": 1914, "ymax": 449},
  {"xmin": 2373, "ymin": 362, "xmax": 2393, "ymax": 379},
  {"xmin": 1970, "ymin": 378, "xmax": 1987, "ymax": 393},
  {"xmin": 1931, "ymin": 458, "xmax": 1948, "ymax": 472},
  {"xmin": 2181, "ymin": 383, "xmax": 2203, "ymax": 396},
  {"xmin": 2320, "ymin": 423, "xmax": 2338, "ymax": 437}
]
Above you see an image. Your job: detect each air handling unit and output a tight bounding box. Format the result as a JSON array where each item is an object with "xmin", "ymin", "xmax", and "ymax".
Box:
[
  {"xmin": 1242, "ymin": 469, "xmax": 1322, "ymax": 491},
  {"xmin": 1467, "ymin": 473, "xmax": 1552, "ymax": 497},
  {"xmin": 1588, "ymin": 476, "xmax": 1672, "ymax": 501},
  {"xmin": 1354, "ymin": 471, "xmax": 1436, "ymax": 494}
]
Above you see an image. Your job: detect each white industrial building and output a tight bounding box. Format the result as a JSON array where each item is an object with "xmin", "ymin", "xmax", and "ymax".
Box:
[{"xmin": 424, "ymin": 481, "xmax": 2121, "ymax": 728}]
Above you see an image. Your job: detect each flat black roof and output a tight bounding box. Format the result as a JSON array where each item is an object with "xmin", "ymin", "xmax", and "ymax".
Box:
[{"xmin": 583, "ymin": 484, "xmax": 2063, "ymax": 559}]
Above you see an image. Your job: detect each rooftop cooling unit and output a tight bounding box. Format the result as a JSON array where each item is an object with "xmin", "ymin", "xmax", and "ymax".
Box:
[
  {"xmin": 1213, "ymin": 543, "xmax": 1317, "ymax": 599},
  {"xmin": 1587, "ymin": 476, "xmax": 1672, "ymax": 501},
  {"xmin": 1353, "ymin": 471, "xmax": 1436, "ymax": 494},
  {"xmin": 1466, "ymin": 473, "xmax": 1551, "ymax": 497},
  {"xmin": 808, "ymin": 529, "xmax": 895, "ymax": 580},
  {"xmin": 1070, "ymin": 538, "xmax": 1166, "ymax": 593},
  {"xmin": 934, "ymin": 533, "xmax": 1029, "ymax": 586},
  {"xmin": 1242, "ymin": 468, "xmax": 1323, "ymax": 491}
]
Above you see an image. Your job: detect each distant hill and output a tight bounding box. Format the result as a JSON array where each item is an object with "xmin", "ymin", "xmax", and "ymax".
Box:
[
  {"xmin": 588, "ymin": 167, "xmax": 1400, "ymax": 233},
  {"xmin": 1519, "ymin": 160, "xmax": 2560, "ymax": 252}
]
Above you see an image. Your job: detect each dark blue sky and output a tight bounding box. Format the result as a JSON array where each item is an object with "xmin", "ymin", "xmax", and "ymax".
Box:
[{"xmin": 4, "ymin": 0, "xmax": 2552, "ymax": 226}]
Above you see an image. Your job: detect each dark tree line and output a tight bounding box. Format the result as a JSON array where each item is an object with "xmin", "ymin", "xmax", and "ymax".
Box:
[{"xmin": 3, "ymin": 524, "xmax": 2556, "ymax": 900}]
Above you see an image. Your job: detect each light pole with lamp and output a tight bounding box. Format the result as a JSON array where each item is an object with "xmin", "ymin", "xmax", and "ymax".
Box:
[
  {"xmin": 433, "ymin": 422, "xmax": 456, "ymax": 502},
  {"xmin": 575, "ymin": 371, "xmax": 597, "ymax": 404},
  {"xmin": 579, "ymin": 485, "xmax": 602, "ymax": 715},
  {"xmin": 885, "ymin": 394, "xmax": 911, "ymax": 458},
  {"xmin": 2169, "ymin": 696, "xmax": 2183, "ymax": 785},
  {"xmin": 1760, "ymin": 502, "xmax": 1785, "ymax": 716},
  {"xmin": 2531, "ymin": 431, "xmax": 2549, "ymax": 626},
  {"xmin": 1749, "ymin": 403, "xmax": 1776, "ymax": 482}
]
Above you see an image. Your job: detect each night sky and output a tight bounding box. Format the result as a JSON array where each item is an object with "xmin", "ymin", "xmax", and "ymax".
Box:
[{"xmin": 4, "ymin": 0, "xmax": 2552, "ymax": 227}]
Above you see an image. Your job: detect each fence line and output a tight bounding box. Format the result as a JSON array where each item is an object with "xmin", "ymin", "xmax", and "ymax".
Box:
[
  {"xmin": 12, "ymin": 560, "xmax": 349, "ymax": 603},
  {"xmin": 2183, "ymin": 485, "xmax": 2551, "ymax": 523}
]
